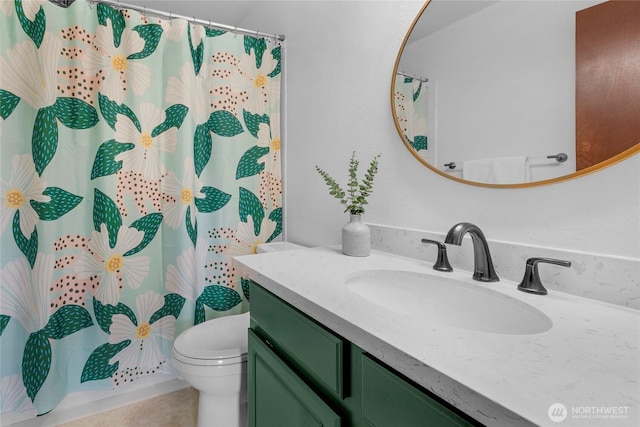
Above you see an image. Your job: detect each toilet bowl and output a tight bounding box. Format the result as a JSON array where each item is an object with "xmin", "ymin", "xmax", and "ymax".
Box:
[
  {"xmin": 172, "ymin": 312, "xmax": 250, "ymax": 427},
  {"xmin": 172, "ymin": 242, "xmax": 305, "ymax": 427}
]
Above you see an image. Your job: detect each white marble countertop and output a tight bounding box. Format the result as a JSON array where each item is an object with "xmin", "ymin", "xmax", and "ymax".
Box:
[{"xmin": 233, "ymin": 246, "xmax": 640, "ymax": 426}]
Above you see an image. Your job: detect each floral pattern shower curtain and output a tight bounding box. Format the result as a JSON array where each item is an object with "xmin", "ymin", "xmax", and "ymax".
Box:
[
  {"xmin": 394, "ymin": 74, "xmax": 427, "ymax": 152},
  {"xmin": 0, "ymin": 0, "xmax": 282, "ymax": 419}
]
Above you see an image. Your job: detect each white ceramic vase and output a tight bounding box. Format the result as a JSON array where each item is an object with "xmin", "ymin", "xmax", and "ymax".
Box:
[{"xmin": 342, "ymin": 214, "xmax": 371, "ymax": 257}]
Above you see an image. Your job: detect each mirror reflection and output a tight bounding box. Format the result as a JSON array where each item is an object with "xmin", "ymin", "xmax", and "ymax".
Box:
[{"xmin": 394, "ymin": 0, "xmax": 640, "ymax": 186}]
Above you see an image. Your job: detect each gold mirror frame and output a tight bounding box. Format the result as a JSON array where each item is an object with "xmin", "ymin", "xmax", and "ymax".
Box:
[{"xmin": 391, "ymin": 0, "xmax": 640, "ymax": 189}]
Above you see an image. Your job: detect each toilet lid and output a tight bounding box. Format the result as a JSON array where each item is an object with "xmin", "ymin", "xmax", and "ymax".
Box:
[{"xmin": 172, "ymin": 312, "xmax": 249, "ymax": 366}]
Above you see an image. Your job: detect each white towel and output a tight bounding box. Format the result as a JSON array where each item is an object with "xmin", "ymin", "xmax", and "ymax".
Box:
[
  {"xmin": 463, "ymin": 156, "xmax": 530, "ymax": 184},
  {"xmin": 462, "ymin": 158, "xmax": 493, "ymax": 183}
]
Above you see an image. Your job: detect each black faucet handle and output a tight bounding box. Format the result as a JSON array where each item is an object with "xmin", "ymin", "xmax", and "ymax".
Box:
[
  {"xmin": 517, "ymin": 257, "xmax": 572, "ymax": 295},
  {"xmin": 421, "ymin": 239, "xmax": 453, "ymax": 272}
]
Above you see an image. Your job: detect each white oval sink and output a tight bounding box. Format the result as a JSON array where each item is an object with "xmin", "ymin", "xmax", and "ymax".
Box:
[{"xmin": 344, "ymin": 270, "xmax": 552, "ymax": 335}]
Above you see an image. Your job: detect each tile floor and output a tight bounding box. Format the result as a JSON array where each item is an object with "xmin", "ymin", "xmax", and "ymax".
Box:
[{"xmin": 56, "ymin": 388, "xmax": 198, "ymax": 427}]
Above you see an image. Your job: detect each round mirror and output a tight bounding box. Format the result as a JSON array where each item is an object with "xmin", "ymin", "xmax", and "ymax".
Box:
[{"xmin": 392, "ymin": 0, "xmax": 640, "ymax": 188}]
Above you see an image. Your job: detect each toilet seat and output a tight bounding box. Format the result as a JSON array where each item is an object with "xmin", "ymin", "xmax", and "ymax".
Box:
[{"xmin": 172, "ymin": 312, "xmax": 249, "ymax": 366}]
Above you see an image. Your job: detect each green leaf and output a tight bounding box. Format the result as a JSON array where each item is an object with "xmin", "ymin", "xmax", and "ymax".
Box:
[
  {"xmin": 0, "ymin": 315, "xmax": 10, "ymax": 336},
  {"xmin": 236, "ymin": 146, "xmax": 269, "ymax": 179},
  {"xmin": 98, "ymin": 94, "xmax": 139, "ymax": 131},
  {"xmin": 81, "ymin": 341, "xmax": 130, "ymax": 382},
  {"xmin": 244, "ymin": 36, "xmax": 267, "ymax": 68},
  {"xmin": 93, "ymin": 297, "xmax": 136, "ymax": 334},
  {"xmin": 241, "ymin": 278, "xmax": 251, "ymax": 302},
  {"xmin": 206, "ymin": 110, "xmax": 244, "ymax": 137},
  {"xmin": 194, "ymin": 300, "xmax": 206, "ymax": 325},
  {"xmin": 32, "ymin": 106, "xmax": 58, "ymax": 175},
  {"xmin": 189, "ymin": 25, "xmax": 204, "ymax": 75},
  {"xmin": 97, "ymin": 4, "xmax": 125, "ymax": 48},
  {"xmin": 267, "ymin": 208, "xmax": 282, "ymax": 242},
  {"xmin": 23, "ymin": 331, "xmax": 51, "ymax": 401},
  {"xmin": 129, "ymin": 24, "xmax": 162, "ymax": 59},
  {"xmin": 12, "ymin": 211, "xmax": 38, "ymax": 269},
  {"xmin": 0, "ymin": 89, "xmax": 21, "ymax": 119},
  {"xmin": 53, "ymin": 97, "xmax": 99, "ymax": 130},
  {"xmin": 238, "ymin": 187, "xmax": 264, "ymax": 235},
  {"xmin": 198, "ymin": 285, "xmax": 242, "ymax": 312},
  {"xmin": 242, "ymin": 110, "xmax": 269, "ymax": 138},
  {"xmin": 15, "ymin": 0, "xmax": 45, "ymax": 48},
  {"xmin": 194, "ymin": 186, "xmax": 231, "ymax": 213},
  {"xmin": 91, "ymin": 139, "xmax": 135, "ymax": 179},
  {"xmin": 411, "ymin": 135, "xmax": 427, "ymax": 151},
  {"xmin": 315, "ymin": 165, "xmax": 347, "ymax": 209},
  {"xmin": 205, "ymin": 28, "xmax": 226, "ymax": 37},
  {"xmin": 30, "ymin": 187, "xmax": 83, "ymax": 221},
  {"xmin": 185, "ymin": 206, "xmax": 197, "ymax": 247},
  {"xmin": 194, "ymin": 123, "xmax": 212, "ymax": 177},
  {"xmin": 93, "ymin": 189, "xmax": 122, "ymax": 248},
  {"xmin": 42, "ymin": 305, "xmax": 93, "ymax": 340},
  {"xmin": 149, "ymin": 293, "xmax": 185, "ymax": 324},
  {"xmin": 152, "ymin": 104, "xmax": 188, "ymax": 136},
  {"xmin": 269, "ymin": 46, "xmax": 282, "ymax": 78},
  {"xmin": 123, "ymin": 213, "xmax": 163, "ymax": 256}
]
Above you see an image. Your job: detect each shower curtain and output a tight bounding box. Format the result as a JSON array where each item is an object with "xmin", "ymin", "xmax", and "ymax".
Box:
[
  {"xmin": 394, "ymin": 74, "xmax": 427, "ymax": 152},
  {"xmin": 0, "ymin": 0, "xmax": 282, "ymax": 419}
]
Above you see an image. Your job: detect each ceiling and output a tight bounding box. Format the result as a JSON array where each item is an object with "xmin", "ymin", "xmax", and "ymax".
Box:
[
  {"xmin": 111, "ymin": 0, "xmax": 261, "ymax": 28},
  {"xmin": 56, "ymin": 1, "xmax": 497, "ymax": 42},
  {"xmin": 407, "ymin": 0, "xmax": 499, "ymax": 43}
]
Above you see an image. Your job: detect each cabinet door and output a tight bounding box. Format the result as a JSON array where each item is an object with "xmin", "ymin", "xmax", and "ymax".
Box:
[
  {"xmin": 248, "ymin": 330, "xmax": 342, "ymax": 427},
  {"xmin": 250, "ymin": 282, "xmax": 346, "ymax": 398},
  {"xmin": 361, "ymin": 355, "xmax": 477, "ymax": 427}
]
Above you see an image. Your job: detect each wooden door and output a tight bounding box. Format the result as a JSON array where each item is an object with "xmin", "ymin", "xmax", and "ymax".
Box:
[{"xmin": 575, "ymin": 0, "xmax": 640, "ymax": 170}]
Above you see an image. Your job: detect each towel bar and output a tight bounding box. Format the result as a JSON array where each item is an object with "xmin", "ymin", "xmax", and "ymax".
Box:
[{"xmin": 443, "ymin": 153, "xmax": 569, "ymax": 170}]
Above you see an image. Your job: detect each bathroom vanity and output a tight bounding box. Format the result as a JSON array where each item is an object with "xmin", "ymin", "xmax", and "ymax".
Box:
[
  {"xmin": 248, "ymin": 282, "xmax": 474, "ymax": 426},
  {"xmin": 234, "ymin": 246, "xmax": 639, "ymax": 426}
]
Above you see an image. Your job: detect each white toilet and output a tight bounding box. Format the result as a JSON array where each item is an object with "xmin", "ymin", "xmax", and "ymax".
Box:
[
  {"xmin": 171, "ymin": 241, "xmax": 305, "ymax": 427},
  {"xmin": 172, "ymin": 312, "xmax": 250, "ymax": 427}
]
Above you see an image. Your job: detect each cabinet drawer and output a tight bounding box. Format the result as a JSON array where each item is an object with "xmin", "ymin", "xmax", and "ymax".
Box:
[
  {"xmin": 250, "ymin": 282, "xmax": 345, "ymax": 398},
  {"xmin": 362, "ymin": 354, "xmax": 476, "ymax": 427}
]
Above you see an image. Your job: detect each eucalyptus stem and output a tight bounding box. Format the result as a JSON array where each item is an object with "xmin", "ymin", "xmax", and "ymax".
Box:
[{"xmin": 316, "ymin": 152, "xmax": 381, "ymax": 215}]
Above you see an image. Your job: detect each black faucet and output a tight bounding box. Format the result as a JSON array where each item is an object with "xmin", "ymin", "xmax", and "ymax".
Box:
[
  {"xmin": 444, "ymin": 222, "xmax": 499, "ymax": 282},
  {"xmin": 517, "ymin": 257, "xmax": 572, "ymax": 295},
  {"xmin": 421, "ymin": 239, "xmax": 453, "ymax": 272}
]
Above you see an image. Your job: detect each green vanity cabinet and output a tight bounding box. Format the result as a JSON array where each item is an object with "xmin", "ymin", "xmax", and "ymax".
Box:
[{"xmin": 248, "ymin": 281, "xmax": 480, "ymax": 427}]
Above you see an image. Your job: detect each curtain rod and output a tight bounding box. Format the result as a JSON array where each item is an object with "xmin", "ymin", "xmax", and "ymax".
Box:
[
  {"xmin": 86, "ymin": 0, "xmax": 285, "ymax": 41},
  {"xmin": 398, "ymin": 71, "xmax": 429, "ymax": 83}
]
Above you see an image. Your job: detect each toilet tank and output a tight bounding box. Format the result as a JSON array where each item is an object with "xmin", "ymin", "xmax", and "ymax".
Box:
[{"xmin": 256, "ymin": 242, "xmax": 306, "ymax": 253}]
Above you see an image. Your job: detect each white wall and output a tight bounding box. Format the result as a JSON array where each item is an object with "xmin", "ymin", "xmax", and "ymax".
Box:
[{"xmin": 238, "ymin": 0, "xmax": 639, "ymax": 259}]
